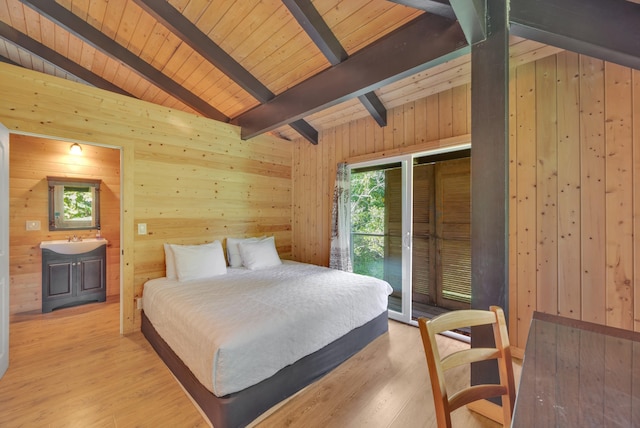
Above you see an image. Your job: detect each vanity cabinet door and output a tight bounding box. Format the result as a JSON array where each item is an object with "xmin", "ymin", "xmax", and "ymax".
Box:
[
  {"xmin": 77, "ymin": 254, "xmax": 105, "ymax": 295},
  {"xmin": 43, "ymin": 260, "xmax": 73, "ymax": 299},
  {"xmin": 41, "ymin": 246, "xmax": 106, "ymax": 312}
]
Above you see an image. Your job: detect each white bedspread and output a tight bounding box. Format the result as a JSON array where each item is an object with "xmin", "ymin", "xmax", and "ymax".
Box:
[{"xmin": 143, "ymin": 261, "xmax": 392, "ymax": 396}]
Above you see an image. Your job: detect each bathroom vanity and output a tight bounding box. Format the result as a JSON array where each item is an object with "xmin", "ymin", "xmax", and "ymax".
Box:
[{"xmin": 40, "ymin": 239, "xmax": 107, "ymax": 313}]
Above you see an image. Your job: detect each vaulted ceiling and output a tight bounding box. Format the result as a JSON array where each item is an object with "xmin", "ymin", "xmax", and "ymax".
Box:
[{"xmin": 0, "ymin": 0, "xmax": 638, "ymax": 144}]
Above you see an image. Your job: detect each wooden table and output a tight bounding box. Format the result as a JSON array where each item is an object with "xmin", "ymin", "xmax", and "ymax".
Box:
[{"xmin": 512, "ymin": 312, "xmax": 640, "ymax": 427}]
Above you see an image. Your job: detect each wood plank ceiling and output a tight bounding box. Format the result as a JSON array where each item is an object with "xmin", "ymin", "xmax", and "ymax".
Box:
[{"xmin": 0, "ymin": 0, "xmax": 564, "ymax": 144}]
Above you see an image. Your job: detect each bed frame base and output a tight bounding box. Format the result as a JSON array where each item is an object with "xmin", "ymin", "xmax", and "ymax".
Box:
[{"xmin": 142, "ymin": 311, "xmax": 388, "ymax": 428}]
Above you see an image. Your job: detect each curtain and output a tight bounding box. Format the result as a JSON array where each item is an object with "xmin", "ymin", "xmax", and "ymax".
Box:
[{"xmin": 329, "ymin": 162, "xmax": 352, "ymax": 271}]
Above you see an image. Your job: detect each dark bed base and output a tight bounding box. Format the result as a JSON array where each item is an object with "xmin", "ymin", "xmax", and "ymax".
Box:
[{"xmin": 141, "ymin": 310, "xmax": 388, "ymax": 428}]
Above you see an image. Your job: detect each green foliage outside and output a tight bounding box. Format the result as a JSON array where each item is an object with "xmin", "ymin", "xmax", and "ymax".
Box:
[
  {"xmin": 63, "ymin": 187, "xmax": 93, "ymax": 221},
  {"xmin": 350, "ymin": 170, "xmax": 386, "ymax": 279}
]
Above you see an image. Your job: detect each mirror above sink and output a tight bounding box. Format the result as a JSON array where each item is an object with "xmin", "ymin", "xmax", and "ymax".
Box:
[{"xmin": 47, "ymin": 176, "xmax": 101, "ymax": 231}]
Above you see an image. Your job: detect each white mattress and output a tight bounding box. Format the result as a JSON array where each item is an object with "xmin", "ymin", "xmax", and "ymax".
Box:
[{"xmin": 143, "ymin": 261, "xmax": 392, "ymax": 396}]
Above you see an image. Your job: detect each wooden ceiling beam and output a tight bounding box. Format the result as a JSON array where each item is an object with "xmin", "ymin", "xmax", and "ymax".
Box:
[
  {"xmin": 510, "ymin": 0, "xmax": 640, "ymax": 71},
  {"xmin": 0, "ymin": 54, "xmax": 21, "ymax": 67},
  {"xmin": 289, "ymin": 120, "xmax": 318, "ymax": 145},
  {"xmin": 133, "ymin": 0, "xmax": 318, "ymax": 144},
  {"xmin": 282, "ymin": 0, "xmax": 348, "ymax": 64},
  {"xmin": 390, "ymin": 0, "xmax": 485, "ymax": 45},
  {"xmin": 0, "ymin": 21, "xmax": 133, "ymax": 97},
  {"xmin": 449, "ymin": 0, "xmax": 486, "ymax": 45},
  {"xmin": 235, "ymin": 13, "xmax": 468, "ymax": 140},
  {"xmin": 283, "ymin": 0, "xmax": 387, "ymax": 127},
  {"xmin": 358, "ymin": 92, "xmax": 387, "ymax": 127},
  {"xmin": 134, "ymin": 0, "xmax": 271, "ymax": 102},
  {"xmin": 387, "ymin": 0, "xmax": 456, "ymax": 20},
  {"xmin": 19, "ymin": 0, "xmax": 229, "ymax": 122}
]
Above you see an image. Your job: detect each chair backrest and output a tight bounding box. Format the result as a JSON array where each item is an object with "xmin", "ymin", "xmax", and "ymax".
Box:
[{"xmin": 418, "ymin": 306, "xmax": 515, "ymax": 428}]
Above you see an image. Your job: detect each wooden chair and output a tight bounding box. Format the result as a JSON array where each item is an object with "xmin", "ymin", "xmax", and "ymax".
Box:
[{"xmin": 418, "ymin": 306, "xmax": 516, "ymax": 428}]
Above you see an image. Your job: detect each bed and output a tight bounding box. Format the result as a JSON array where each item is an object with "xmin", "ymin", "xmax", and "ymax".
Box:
[{"xmin": 141, "ymin": 239, "xmax": 392, "ymax": 428}]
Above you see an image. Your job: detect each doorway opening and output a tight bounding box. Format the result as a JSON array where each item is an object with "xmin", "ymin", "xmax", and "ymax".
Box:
[{"xmin": 6, "ymin": 133, "xmax": 122, "ymax": 326}]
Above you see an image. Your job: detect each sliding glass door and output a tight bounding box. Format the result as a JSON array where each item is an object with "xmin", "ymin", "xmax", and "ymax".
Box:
[
  {"xmin": 349, "ymin": 146, "xmax": 470, "ymax": 324},
  {"xmin": 411, "ymin": 155, "xmax": 472, "ymax": 317},
  {"xmin": 350, "ymin": 157, "xmax": 412, "ymax": 322}
]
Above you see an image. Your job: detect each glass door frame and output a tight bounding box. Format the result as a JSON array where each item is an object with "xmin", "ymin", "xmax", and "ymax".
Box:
[
  {"xmin": 348, "ymin": 154, "xmax": 413, "ymax": 323},
  {"xmin": 348, "ymin": 143, "xmax": 471, "ymax": 325}
]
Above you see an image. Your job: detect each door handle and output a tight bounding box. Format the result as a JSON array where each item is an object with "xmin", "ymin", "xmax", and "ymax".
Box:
[{"xmin": 403, "ymin": 232, "xmax": 412, "ymax": 249}]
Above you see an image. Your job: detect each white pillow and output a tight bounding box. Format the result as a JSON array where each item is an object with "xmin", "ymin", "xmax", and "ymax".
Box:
[
  {"xmin": 165, "ymin": 241, "xmax": 222, "ymax": 279},
  {"xmin": 170, "ymin": 241, "xmax": 227, "ymax": 281},
  {"xmin": 226, "ymin": 236, "xmax": 264, "ymax": 267},
  {"xmin": 238, "ymin": 236, "xmax": 281, "ymax": 270},
  {"xmin": 164, "ymin": 243, "xmax": 177, "ymax": 279}
]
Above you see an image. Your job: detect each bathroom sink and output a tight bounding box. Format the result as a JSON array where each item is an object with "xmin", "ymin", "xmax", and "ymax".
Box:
[{"xmin": 40, "ymin": 238, "xmax": 108, "ymax": 255}]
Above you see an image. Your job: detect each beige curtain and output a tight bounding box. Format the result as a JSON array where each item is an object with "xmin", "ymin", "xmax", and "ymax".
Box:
[{"xmin": 329, "ymin": 163, "xmax": 352, "ymax": 271}]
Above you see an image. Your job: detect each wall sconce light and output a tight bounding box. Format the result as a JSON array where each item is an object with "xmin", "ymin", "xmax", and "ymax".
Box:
[{"xmin": 69, "ymin": 143, "xmax": 83, "ymax": 155}]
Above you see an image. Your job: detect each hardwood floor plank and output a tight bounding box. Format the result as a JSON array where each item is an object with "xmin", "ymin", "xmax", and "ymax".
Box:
[
  {"xmin": 253, "ymin": 321, "xmax": 501, "ymax": 428},
  {"xmin": 1, "ymin": 299, "xmax": 503, "ymax": 428},
  {"xmin": 1, "ymin": 299, "xmax": 206, "ymax": 427}
]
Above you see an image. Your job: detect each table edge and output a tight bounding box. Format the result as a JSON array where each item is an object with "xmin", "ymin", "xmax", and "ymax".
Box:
[{"xmin": 533, "ymin": 311, "xmax": 640, "ymax": 342}]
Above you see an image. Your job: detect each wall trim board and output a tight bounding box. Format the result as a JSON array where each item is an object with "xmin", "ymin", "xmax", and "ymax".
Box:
[{"xmin": 345, "ymin": 133, "xmax": 471, "ymax": 165}]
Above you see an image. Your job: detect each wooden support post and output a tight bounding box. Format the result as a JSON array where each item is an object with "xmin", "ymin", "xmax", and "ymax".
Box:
[{"xmin": 470, "ymin": 0, "xmax": 509, "ymax": 405}]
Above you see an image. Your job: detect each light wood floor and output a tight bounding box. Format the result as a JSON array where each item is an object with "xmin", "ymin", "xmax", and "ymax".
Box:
[{"xmin": 0, "ymin": 299, "xmax": 503, "ymax": 428}]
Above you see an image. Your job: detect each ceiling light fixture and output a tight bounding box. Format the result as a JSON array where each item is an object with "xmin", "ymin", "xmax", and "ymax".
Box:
[{"xmin": 69, "ymin": 143, "xmax": 83, "ymax": 155}]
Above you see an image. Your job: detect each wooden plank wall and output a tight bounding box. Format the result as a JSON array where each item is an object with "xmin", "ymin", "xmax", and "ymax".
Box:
[
  {"xmin": 292, "ymin": 53, "xmax": 640, "ymax": 348},
  {"xmin": 0, "ymin": 63, "xmax": 292, "ymax": 333},
  {"xmin": 9, "ymin": 135, "xmax": 120, "ymax": 314},
  {"xmin": 131, "ymin": 131, "xmax": 292, "ymax": 288},
  {"xmin": 510, "ymin": 52, "xmax": 640, "ymax": 347}
]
